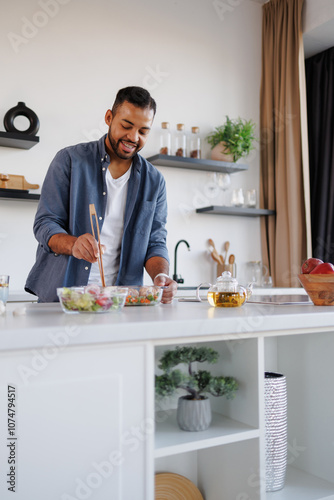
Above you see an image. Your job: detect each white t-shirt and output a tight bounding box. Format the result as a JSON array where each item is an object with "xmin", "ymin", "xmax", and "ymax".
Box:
[{"xmin": 88, "ymin": 165, "xmax": 132, "ymax": 286}]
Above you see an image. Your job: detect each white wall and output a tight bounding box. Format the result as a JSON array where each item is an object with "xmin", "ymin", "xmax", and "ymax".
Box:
[
  {"xmin": 303, "ymin": 0, "xmax": 334, "ymax": 33},
  {"xmin": 0, "ymin": 0, "xmax": 263, "ymax": 292},
  {"xmin": 303, "ymin": 0, "xmax": 334, "ymax": 57}
]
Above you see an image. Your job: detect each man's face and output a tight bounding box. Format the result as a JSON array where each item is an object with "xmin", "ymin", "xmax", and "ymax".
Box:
[{"xmin": 105, "ymin": 101, "xmax": 154, "ymax": 160}]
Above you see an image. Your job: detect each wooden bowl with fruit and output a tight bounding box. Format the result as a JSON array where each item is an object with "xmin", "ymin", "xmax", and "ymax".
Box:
[{"xmin": 299, "ymin": 258, "xmax": 334, "ymax": 306}]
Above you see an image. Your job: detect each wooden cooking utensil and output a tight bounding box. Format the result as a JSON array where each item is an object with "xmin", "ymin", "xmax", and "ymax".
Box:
[
  {"xmin": 229, "ymin": 254, "xmax": 235, "ymax": 264},
  {"xmin": 224, "ymin": 241, "xmax": 230, "ymax": 262},
  {"xmin": 89, "ymin": 203, "xmax": 106, "ymax": 287},
  {"xmin": 208, "ymin": 239, "xmax": 217, "ymax": 253},
  {"xmin": 208, "ymin": 239, "xmax": 223, "ymax": 265},
  {"xmin": 209, "ymin": 246, "xmax": 222, "ymax": 264},
  {"xmin": 220, "ymin": 254, "xmax": 225, "ymax": 264}
]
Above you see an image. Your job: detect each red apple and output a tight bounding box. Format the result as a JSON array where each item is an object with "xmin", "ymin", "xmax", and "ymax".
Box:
[
  {"xmin": 301, "ymin": 258, "xmax": 323, "ymax": 274},
  {"xmin": 309, "ymin": 262, "xmax": 334, "ymax": 274}
]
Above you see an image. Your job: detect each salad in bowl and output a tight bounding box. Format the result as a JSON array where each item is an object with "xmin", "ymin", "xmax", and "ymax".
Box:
[
  {"xmin": 57, "ymin": 285, "xmax": 128, "ymax": 313},
  {"xmin": 125, "ymin": 285, "xmax": 164, "ymax": 306}
]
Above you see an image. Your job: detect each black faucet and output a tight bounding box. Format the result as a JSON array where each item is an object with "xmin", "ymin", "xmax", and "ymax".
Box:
[{"xmin": 173, "ymin": 239, "xmax": 191, "ymax": 283}]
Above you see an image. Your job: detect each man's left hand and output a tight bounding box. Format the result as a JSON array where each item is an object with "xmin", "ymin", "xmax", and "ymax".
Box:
[{"xmin": 153, "ymin": 274, "xmax": 177, "ymax": 304}]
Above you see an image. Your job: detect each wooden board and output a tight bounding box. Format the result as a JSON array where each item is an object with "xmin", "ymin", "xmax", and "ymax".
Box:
[
  {"xmin": 155, "ymin": 473, "xmax": 204, "ymax": 499},
  {"xmin": 0, "ymin": 174, "xmax": 39, "ymax": 190}
]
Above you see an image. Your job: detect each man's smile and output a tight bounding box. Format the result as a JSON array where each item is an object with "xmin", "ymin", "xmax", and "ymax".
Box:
[{"xmin": 120, "ymin": 140, "xmax": 137, "ymax": 152}]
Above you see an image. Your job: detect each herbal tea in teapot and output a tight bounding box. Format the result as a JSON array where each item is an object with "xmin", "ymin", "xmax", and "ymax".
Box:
[{"xmin": 207, "ymin": 290, "xmax": 246, "ymax": 307}]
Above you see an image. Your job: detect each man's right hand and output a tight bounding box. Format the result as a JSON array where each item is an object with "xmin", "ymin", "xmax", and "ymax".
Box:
[
  {"xmin": 72, "ymin": 233, "xmax": 101, "ymax": 263},
  {"xmin": 48, "ymin": 233, "xmax": 105, "ymax": 263}
]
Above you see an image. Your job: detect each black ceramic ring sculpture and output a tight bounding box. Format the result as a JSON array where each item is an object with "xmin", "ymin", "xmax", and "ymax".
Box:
[{"xmin": 4, "ymin": 102, "xmax": 40, "ymax": 136}]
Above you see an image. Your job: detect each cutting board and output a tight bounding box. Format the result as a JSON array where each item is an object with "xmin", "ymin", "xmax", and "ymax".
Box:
[{"xmin": 0, "ymin": 173, "xmax": 39, "ymax": 191}]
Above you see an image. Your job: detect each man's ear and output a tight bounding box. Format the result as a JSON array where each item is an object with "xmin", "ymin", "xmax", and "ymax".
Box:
[{"xmin": 105, "ymin": 109, "xmax": 112, "ymax": 126}]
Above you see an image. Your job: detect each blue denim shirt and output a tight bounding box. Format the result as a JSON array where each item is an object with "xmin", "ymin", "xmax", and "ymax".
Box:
[{"xmin": 25, "ymin": 135, "xmax": 169, "ymax": 302}]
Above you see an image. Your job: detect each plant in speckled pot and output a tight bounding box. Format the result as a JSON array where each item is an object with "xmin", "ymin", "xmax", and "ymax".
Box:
[{"xmin": 155, "ymin": 346, "xmax": 238, "ymax": 432}]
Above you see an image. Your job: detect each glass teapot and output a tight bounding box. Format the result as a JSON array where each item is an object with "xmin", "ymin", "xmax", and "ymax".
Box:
[{"xmin": 206, "ymin": 271, "xmax": 253, "ymax": 308}]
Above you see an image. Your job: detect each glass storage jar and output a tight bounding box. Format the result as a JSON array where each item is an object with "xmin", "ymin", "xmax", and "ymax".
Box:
[
  {"xmin": 189, "ymin": 126, "xmax": 201, "ymax": 159},
  {"xmin": 174, "ymin": 123, "xmax": 187, "ymax": 157},
  {"xmin": 160, "ymin": 122, "xmax": 171, "ymax": 155}
]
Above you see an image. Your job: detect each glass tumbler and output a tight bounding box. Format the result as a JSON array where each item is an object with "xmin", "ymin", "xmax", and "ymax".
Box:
[
  {"xmin": 231, "ymin": 188, "xmax": 244, "ymax": 207},
  {"xmin": 0, "ymin": 275, "xmax": 10, "ymax": 304},
  {"xmin": 246, "ymin": 189, "xmax": 257, "ymax": 208}
]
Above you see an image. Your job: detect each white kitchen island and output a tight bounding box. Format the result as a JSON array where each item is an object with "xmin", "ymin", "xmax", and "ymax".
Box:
[{"xmin": 1, "ymin": 299, "xmax": 334, "ymax": 500}]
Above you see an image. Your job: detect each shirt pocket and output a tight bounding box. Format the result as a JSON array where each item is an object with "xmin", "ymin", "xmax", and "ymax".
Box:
[{"xmin": 132, "ymin": 201, "xmax": 155, "ymax": 235}]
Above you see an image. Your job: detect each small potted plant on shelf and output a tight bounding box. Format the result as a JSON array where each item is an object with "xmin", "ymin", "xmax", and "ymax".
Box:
[
  {"xmin": 155, "ymin": 346, "xmax": 238, "ymax": 432},
  {"xmin": 206, "ymin": 115, "xmax": 256, "ymax": 162}
]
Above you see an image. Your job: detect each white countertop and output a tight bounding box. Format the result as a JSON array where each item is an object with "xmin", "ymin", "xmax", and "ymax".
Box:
[
  {"xmin": 7, "ymin": 286, "xmax": 306, "ymax": 302},
  {"xmin": 8, "ymin": 290, "xmax": 37, "ymax": 302},
  {"xmin": 1, "ymin": 297, "xmax": 333, "ymax": 352}
]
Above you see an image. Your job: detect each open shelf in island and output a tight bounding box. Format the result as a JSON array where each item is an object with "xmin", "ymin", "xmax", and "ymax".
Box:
[{"xmin": 155, "ymin": 410, "xmax": 259, "ymax": 458}]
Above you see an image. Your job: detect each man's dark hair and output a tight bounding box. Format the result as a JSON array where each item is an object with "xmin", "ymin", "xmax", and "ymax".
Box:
[{"xmin": 111, "ymin": 86, "xmax": 157, "ymax": 116}]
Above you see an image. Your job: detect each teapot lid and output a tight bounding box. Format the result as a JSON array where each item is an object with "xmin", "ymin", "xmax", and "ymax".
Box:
[{"xmin": 216, "ymin": 271, "xmax": 238, "ymax": 285}]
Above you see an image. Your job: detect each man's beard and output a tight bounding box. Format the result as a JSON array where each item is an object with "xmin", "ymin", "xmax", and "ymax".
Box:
[{"xmin": 107, "ymin": 127, "xmax": 141, "ymax": 160}]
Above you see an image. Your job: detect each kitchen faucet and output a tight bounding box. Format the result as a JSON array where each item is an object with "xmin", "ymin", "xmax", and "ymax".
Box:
[{"xmin": 173, "ymin": 239, "xmax": 191, "ymax": 283}]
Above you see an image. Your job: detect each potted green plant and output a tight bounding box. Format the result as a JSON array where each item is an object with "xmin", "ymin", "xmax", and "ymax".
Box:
[
  {"xmin": 155, "ymin": 346, "xmax": 238, "ymax": 431},
  {"xmin": 207, "ymin": 115, "xmax": 256, "ymax": 162}
]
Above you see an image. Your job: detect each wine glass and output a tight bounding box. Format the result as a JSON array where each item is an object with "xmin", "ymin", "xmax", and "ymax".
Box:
[
  {"xmin": 205, "ymin": 172, "xmax": 220, "ymax": 199},
  {"xmin": 217, "ymin": 173, "xmax": 231, "ymax": 206}
]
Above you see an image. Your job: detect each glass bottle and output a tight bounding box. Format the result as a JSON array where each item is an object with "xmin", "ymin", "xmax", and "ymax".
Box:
[
  {"xmin": 174, "ymin": 123, "xmax": 187, "ymax": 157},
  {"xmin": 189, "ymin": 126, "xmax": 201, "ymax": 159},
  {"xmin": 159, "ymin": 122, "xmax": 171, "ymax": 155}
]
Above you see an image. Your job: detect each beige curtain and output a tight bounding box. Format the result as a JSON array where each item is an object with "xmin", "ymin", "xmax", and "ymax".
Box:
[{"xmin": 260, "ymin": 0, "xmax": 311, "ymax": 287}]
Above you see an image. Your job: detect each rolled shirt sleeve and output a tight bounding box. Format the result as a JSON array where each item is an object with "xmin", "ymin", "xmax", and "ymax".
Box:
[
  {"xmin": 33, "ymin": 149, "xmax": 72, "ymax": 253},
  {"xmin": 144, "ymin": 175, "xmax": 169, "ymax": 263}
]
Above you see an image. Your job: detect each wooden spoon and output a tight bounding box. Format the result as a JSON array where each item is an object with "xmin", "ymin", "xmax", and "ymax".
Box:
[
  {"xmin": 208, "ymin": 239, "xmax": 223, "ymax": 265},
  {"xmin": 209, "ymin": 246, "xmax": 222, "ymax": 264},
  {"xmin": 229, "ymin": 254, "xmax": 235, "ymax": 264},
  {"xmin": 224, "ymin": 241, "xmax": 230, "ymax": 262},
  {"xmin": 208, "ymin": 239, "xmax": 217, "ymax": 253},
  {"xmin": 212, "ymin": 249, "xmax": 222, "ymax": 264}
]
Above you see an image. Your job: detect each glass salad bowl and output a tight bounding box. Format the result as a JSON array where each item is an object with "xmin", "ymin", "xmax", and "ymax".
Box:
[
  {"xmin": 57, "ymin": 285, "xmax": 128, "ymax": 313},
  {"xmin": 125, "ymin": 285, "xmax": 164, "ymax": 306}
]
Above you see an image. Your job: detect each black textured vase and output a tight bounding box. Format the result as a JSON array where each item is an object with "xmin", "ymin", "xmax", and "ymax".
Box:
[{"xmin": 4, "ymin": 102, "xmax": 40, "ymax": 135}]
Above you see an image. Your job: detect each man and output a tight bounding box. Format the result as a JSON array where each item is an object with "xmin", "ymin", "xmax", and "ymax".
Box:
[{"xmin": 25, "ymin": 86, "xmax": 177, "ymax": 303}]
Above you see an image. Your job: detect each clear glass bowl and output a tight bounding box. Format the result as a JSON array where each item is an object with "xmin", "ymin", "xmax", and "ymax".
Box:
[
  {"xmin": 125, "ymin": 285, "xmax": 164, "ymax": 306},
  {"xmin": 57, "ymin": 285, "xmax": 128, "ymax": 313}
]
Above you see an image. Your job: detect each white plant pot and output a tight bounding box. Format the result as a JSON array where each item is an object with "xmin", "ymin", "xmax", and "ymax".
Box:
[{"xmin": 177, "ymin": 395, "xmax": 212, "ymax": 432}]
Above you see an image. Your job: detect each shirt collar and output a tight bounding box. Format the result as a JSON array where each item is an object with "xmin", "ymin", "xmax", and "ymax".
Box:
[{"xmin": 98, "ymin": 134, "xmax": 109, "ymax": 164}]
